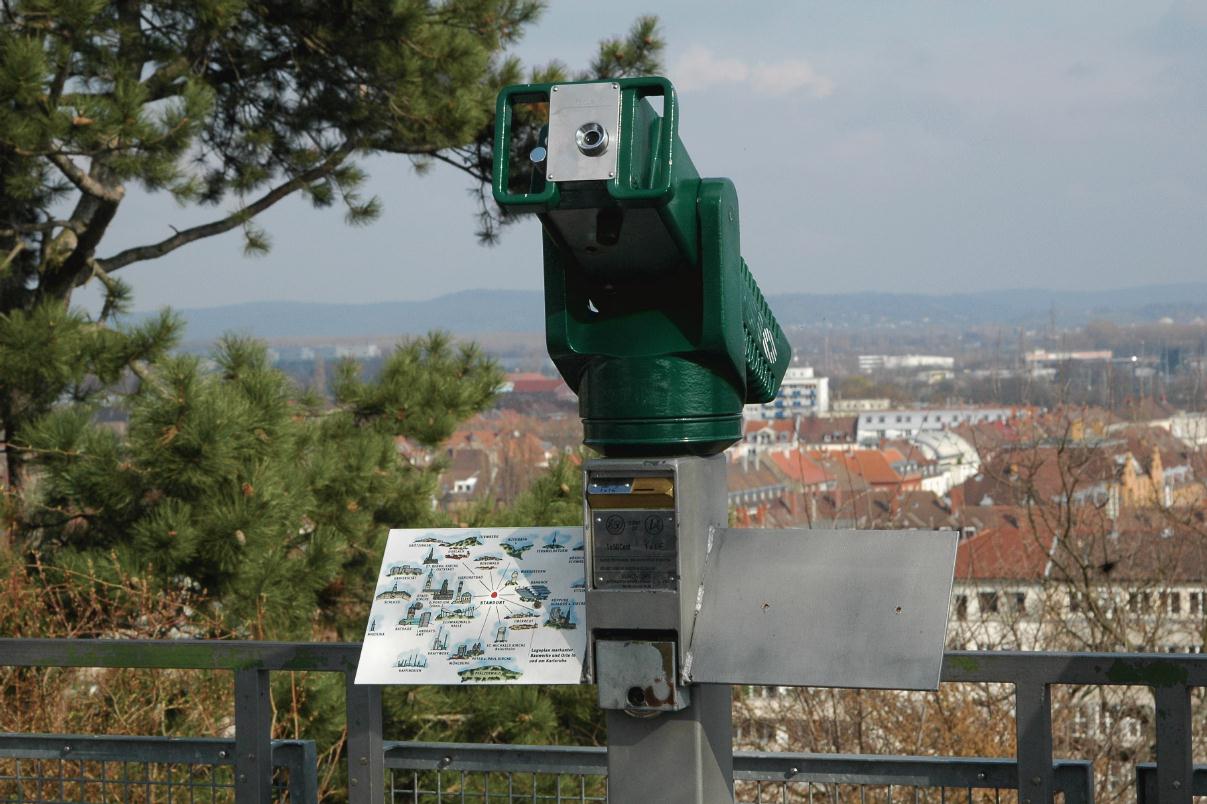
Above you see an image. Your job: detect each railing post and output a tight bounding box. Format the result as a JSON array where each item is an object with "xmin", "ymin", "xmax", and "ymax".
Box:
[
  {"xmin": 1153, "ymin": 685, "xmax": 1192, "ymax": 804},
  {"xmin": 346, "ymin": 674, "xmax": 383, "ymax": 804},
  {"xmin": 1014, "ymin": 680, "xmax": 1054, "ymax": 804},
  {"xmin": 234, "ymin": 668, "xmax": 273, "ymax": 804}
]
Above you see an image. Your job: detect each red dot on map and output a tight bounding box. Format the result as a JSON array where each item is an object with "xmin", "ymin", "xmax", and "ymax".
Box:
[{"xmin": 491, "ymin": 592, "xmax": 498, "ymax": 598}]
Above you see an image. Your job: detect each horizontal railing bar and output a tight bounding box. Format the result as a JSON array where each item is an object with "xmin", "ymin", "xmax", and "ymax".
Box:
[
  {"xmin": 383, "ymin": 742, "xmax": 606, "ymax": 776},
  {"xmin": 383, "ymin": 741, "xmax": 1093, "ymax": 792},
  {"xmin": 0, "ymin": 734, "xmax": 311, "ymax": 766},
  {"xmin": 0, "ymin": 638, "xmax": 360, "ymax": 672},
  {"xmin": 1135, "ymin": 763, "xmax": 1207, "ymax": 797},
  {"xmin": 942, "ymin": 651, "xmax": 1207, "ymax": 686},
  {"xmin": 3, "ymin": 640, "xmax": 1205, "ymax": 689}
]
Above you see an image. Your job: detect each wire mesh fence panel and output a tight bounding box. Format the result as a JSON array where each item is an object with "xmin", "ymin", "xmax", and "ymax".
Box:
[
  {"xmin": 386, "ymin": 769, "xmax": 609, "ymax": 803},
  {"xmin": 0, "ymin": 752, "xmax": 300, "ymax": 803},
  {"xmin": 734, "ymin": 783, "xmax": 1019, "ymax": 804},
  {"xmin": 381, "ymin": 771, "xmax": 1031, "ymax": 804}
]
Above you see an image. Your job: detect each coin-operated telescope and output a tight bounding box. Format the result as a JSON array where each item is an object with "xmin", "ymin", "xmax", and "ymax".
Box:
[
  {"xmin": 492, "ymin": 77, "xmax": 790, "ymax": 457},
  {"xmin": 493, "ymin": 79, "xmax": 956, "ymax": 804}
]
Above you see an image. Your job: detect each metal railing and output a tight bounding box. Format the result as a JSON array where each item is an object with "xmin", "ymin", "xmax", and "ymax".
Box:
[
  {"xmin": 382, "ymin": 742, "xmax": 1096, "ymax": 803},
  {"xmin": 0, "ymin": 734, "xmax": 315, "ymax": 803},
  {"xmin": 1, "ymin": 639, "xmax": 1204, "ymax": 803}
]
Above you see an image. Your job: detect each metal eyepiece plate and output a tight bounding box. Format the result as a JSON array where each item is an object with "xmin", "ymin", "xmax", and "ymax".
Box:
[{"xmin": 546, "ymin": 82, "xmax": 620, "ymax": 182}]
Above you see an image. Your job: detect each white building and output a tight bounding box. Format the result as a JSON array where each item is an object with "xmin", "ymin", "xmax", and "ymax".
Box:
[
  {"xmin": 910, "ymin": 430, "xmax": 981, "ymax": 495},
  {"xmin": 1169, "ymin": 412, "xmax": 1207, "ymax": 448},
  {"xmin": 829, "ymin": 398, "xmax": 891, "ymax": 415},
  {"xmin": 858, "ymin": 354, "xmax": 955, "ymax": 373},
  {"xmin": 745, "ymin": 366, "xmax": 830, "ymax": 420},
  {"xmin": 856, "ymin": 407, "xmax": 1014, "ymax": 441}
]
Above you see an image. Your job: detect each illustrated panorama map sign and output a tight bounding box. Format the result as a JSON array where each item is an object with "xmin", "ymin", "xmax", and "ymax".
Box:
[{"xmin": 355, "ymin": 528, "xmax": 586, "ymax": 685}]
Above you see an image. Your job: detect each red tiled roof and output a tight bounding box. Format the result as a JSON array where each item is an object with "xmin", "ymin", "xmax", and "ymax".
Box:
[
  {"xmin": 845, "ymin": 450, "xmax": 904, "ymax": 486},
  {"xmin": 743, "ymin": 418, "xmax": 797, "ymax": 435},
  {"xmin": 955, "ymin": 523, "xmax": 1054, "ymax": 581},
  {"xmin": 766, "ymin": 449, "xmax": 831, "ymax": 486}
]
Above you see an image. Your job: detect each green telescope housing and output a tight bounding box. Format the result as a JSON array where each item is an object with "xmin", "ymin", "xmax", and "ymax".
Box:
[{"xmin": 492, "ymin": 77, "xmax": 790, "ymax": 456}]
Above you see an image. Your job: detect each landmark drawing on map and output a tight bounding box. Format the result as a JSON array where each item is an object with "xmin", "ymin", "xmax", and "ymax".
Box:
[
  {"xmin": 505, "ymin": 570, "xmax": 520, "ymax": 586},
  {"xmin": 446, "ymin": 547, "xmax": 470, "ymax": 560},
  {"xmin": 423, "ymin": 547, "xmax": 439, "ymax": 565},
  {"xmin": 495, "ymin": 626, "xmax": 509, "ymax": 643},
  {"xmin": 451, "ymin": 640, "xmax": 485, "ymax": 659},
  {"xmin": 543, "ymin": 531, "xmax": 569, "ymax": 550},
  {"xmin": 459, "ymin": 663, "xmax": 522, "ymax": 683},
  {"xmin": 501, "ymin": 541, "xmax": 532, "ymax": 559},
  {"xmin": 367, "ymin": 616, "xmax": 378, "ymax": 633},
  {"xmin": 437, "ymin": 604, "xmax": 477, "ymax": 621},
  {"xmin": 395, "ymin": 651, "xmax": 428, "ymax": 668},
  {"xmin": 388, "ymin": 564, "xmax": 423, "ymax": 577},
  {"xmin": 517, "ymin": 584, "xmax": 551, "ymax": 607},
  {"xmin": 414, "ymin": 534, "xmax": 482, "ymax": 548},
  {"xmin": 376, "ymin": 582, "xmax": 412, "ymax": 601},
  {"xmin": 431, "ymin": 577, "xmax": 454, "ymax": 602},
  {"xmin": 431, "ymin": 627, "xmax": 448, "ymax": 651},
  {"xmin": 545, "ymin": 604, "xmax": 577, "ymax": 630},
  {"xmin": 399, "ymin": 601, "xmax": 431, "ymax": 627}
]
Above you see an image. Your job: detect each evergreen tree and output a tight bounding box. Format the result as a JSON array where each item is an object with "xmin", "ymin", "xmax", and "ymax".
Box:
[
  {"xmin": 16, "ymin": 332, "xmax": 500, "ymax": 637},
  {"xmin": 0, "ymin": 1, "xmax": 664, "ymax": 483}
]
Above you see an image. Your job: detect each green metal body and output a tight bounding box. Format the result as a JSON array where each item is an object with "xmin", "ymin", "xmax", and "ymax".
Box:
[{"xmin": 493, "ymin": 77, "xmax": 790, "ymax": 456}]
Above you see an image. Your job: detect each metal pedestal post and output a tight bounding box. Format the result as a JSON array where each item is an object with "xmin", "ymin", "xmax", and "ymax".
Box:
[
  {"xmin": 606, "ymin": 683, "xmax": 734, "ymax": 804},
  {"xmin": 586, "ymin": 455, "xmax": 734, "ymax": 803}
]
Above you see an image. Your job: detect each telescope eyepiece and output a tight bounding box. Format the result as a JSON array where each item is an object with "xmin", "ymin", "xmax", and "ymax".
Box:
[{"xmin": 575, "ymin": 122, "xmax": 609, "ymax": 157}]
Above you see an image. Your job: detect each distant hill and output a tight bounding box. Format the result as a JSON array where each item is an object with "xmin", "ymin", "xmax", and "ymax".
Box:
[
  {"xmin": 133, "ymin": 283, "xmax": 1207, "ymax": 343},
  {"xmin": 141, "ymin": 289, "xmax": 545, "ymax": 343},
  {"xmin": 768, "ymin": 283, "xmax": 1207, "ymax": 328}
]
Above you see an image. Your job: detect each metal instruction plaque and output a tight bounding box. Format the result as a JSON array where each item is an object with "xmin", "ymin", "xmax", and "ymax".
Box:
[
  {"xmin": 686, "ymin": 528, "xmax": 957, "ymax": 691},
  {"xmin": 356, "ymin": 528, "xmax": 586, "ymax": 685},
  {"xmin": 591, "ymin": 509, "xmax": 677, "ymax": 590}
]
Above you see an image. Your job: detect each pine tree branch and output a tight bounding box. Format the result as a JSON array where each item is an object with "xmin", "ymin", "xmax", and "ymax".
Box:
[
  {"xmin": 1, "ymin": 242, "xmax": 24, "ymax": 274},
  {"xmin": 44, "ymin": 154, "xmax": 125, "ymax": 204},
  {"xmin": 0, "ymin": 220, "xmax": 84, "ymax": 237},
  {"xmin": 97, "ymin": 146, "xmax": 354, "ymax": 273}
]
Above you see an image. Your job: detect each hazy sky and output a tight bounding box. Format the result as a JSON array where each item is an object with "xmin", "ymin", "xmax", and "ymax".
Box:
[{"xmin": 84, "ymin": 1, "xmax": 1207, "ymax": 311}]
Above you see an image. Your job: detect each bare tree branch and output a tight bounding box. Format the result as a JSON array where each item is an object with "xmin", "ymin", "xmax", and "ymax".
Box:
[
  {"xmin": 0, "ymin": 220, "xmax": 84, "ymax": 237},
  {"xmin": 97, "ymin": 146, "xmax": 353, "ymax": 273},
  {"xmin": 44, "ymin": 153, "xmax": 125, "ymax": 204},
  {"xmin": 0, "ymin": 241, "xmax": 24, "ymax": 274}
]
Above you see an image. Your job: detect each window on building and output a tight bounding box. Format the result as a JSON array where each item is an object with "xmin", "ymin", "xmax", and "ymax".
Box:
[
  {"xmin": 1013, "ymin": 592, "xmax": 1027, "ymax": 613},
  {"xmin": 1069, "ymin": 591, "xmax": 1083, "ymax": 612},
  {"xmin": 1189, "ymin": 592, "xmax": 1202, "ymax": 615},
  {"xmin": 1163, "ymin": 591, "xmax": 1181, "ymax": 615},
  {"xmin": 955, "ymin": 595, "xmax": 968, "ymax": 621},
  {"xmin": 978, "ymin": 591, "xmax": 999, "ymax": 614},
  {"xmin": 1127, "ymin": 591, "xmax": 1151, "ymax": 613}
]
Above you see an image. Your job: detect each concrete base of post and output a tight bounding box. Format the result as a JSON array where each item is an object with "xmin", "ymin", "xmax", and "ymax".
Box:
[{"xmin": 605, "ymin": 683, "xmax": 734, "ymax": 804}]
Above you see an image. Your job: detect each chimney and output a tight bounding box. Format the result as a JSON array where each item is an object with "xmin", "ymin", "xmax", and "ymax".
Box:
[{"xmin": 949, "ymin": 485, "xmax": 965, "ymax": 513}]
